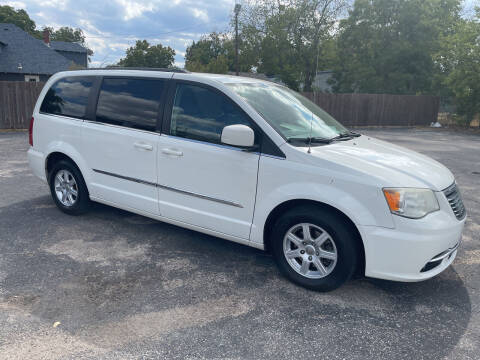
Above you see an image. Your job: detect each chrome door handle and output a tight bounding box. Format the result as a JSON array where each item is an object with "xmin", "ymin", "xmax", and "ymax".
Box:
[
  {"xmin": 134, "ymin": 142, "xmax": 153, "ymax": 151},
  {"xmin": 161, "ymin": 148, "xmax": 183, "ymax": 156}
]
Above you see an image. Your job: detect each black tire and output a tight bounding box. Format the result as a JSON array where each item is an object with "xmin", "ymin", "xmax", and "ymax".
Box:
[
  {"xmin": 48, "ymin": 159, "xmax": 90, "ymax": 215},
  {"xmin": 271, "ymin": 205, "xmax": 359, "ymax": 292}
]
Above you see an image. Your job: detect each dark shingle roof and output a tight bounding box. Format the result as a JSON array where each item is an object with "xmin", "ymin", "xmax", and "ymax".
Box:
[
  {"xmin": 0, "ymin": 23, "xmax": 73, "ymax": 75},
  {"xmin": 50, "ymin": 41, "xmax": 87, "ymax": 53}
]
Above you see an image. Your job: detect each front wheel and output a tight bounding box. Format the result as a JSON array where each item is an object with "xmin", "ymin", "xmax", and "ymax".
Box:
[{"xmin": 271, "ymin": 206, "xmax": 359, "ymax": 291}]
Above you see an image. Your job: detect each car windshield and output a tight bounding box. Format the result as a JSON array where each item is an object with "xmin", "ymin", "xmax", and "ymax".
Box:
[{"xmin": 226, "ymin": 82, "xmax": 349, "ymax": 142}]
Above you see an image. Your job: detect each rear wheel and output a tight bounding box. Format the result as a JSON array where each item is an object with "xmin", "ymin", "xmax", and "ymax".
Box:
[
  {"xmin": 48, "ymin": 160, "xmax": 90, "ymax": 215},
  {"xmin": 271, "ymin": 206, "xmax": 359, "ymax": 291}
]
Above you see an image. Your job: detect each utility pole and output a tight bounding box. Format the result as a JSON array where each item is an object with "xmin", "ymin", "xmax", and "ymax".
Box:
[{"xmin": 234, "ymin": 3, "xmax": 241, "ymax": 76}]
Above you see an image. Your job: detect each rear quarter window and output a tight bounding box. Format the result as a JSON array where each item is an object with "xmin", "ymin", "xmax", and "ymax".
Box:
[{"xmin": 40, "ymin": 76, "xmax": 94, "ymax": 119}]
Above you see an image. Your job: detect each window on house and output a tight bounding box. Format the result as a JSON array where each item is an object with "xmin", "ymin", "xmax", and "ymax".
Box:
[
  {"xmin": 40, "ymin": 76, "xmax": 94, "ymax": 119},
  {"xmin": 25, "ymin": 75, "xmax": 39, "ymax": 82},
  {"xmin": 170, "ymin": 83, "xmax": 254, "ymax": 145},
  {"xmin": 25, "ymin": 75, "xmax": 40, "ymax": 82},
  {"xmin": 95, "ymin": 78, "xmax": 165, "ymax": 132}
]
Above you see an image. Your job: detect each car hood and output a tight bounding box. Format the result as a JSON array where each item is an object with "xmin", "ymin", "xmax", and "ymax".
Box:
[{"xmin": 307, "ymin": 135, "xmax": 454, "ymax": 191}]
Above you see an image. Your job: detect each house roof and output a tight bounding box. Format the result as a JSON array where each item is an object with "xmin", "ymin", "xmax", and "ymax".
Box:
[
  {"xmin": 50, "ymin": 41, "xmax": 87, "ymax": 53},
  {"xmin": 0, "ymin": 23, "xmax": 73, "ymax": 75}
]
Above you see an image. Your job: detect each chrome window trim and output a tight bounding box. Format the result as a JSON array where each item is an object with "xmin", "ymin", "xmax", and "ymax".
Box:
[
  {"xmin": 38, "ymin": 112, "xmax": 85, "ymax": 122},
  {"xmin": 92, "ymin": 169, "xmax": 243, "ymax": 208},
  {"xmin": 161, "ymin": 134, "xmax": 254, "ymax": 153},
  {"xmin": 83, "ymin": 120, "xmax": 160, "ymax": 135},
  {"xmin": 161, "ymin": 134, "xmax": 285, "ymax": 160}
]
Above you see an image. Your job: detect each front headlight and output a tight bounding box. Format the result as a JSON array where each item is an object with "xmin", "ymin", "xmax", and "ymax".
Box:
[{"xmin": 383, "ymin": 188, "xmax": 440, "ymax": 219}]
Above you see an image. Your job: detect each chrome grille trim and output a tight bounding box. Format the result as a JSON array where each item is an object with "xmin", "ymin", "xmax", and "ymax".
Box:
[
  {"xmin": 420, "ymin": 241, "xmax": 460, "ymax": 272},
  {"xmin": 428, "ymin": 242, "xmax": 460, "ymax": 263},
  {"xmin": 443, "ymin": 182, "xmax": 466, "ymax": 220}
]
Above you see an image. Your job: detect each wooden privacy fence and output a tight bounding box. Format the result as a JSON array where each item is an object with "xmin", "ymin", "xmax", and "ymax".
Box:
[
  {"xmin": 0, "ymin": 81, "xmax": 45, "ymax": 129},
  {"xmin": 0, "ymin": 81, "xmax": 439, "ymax": 129},
  {"xmin": 302, "ymin": 92, "xmax": 439, "ymax": 127}
]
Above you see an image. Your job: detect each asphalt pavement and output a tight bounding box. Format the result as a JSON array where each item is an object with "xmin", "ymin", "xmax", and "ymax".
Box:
[{"xmin": 0, "ymin": 128, "xmax": 479, "ymax": 359}]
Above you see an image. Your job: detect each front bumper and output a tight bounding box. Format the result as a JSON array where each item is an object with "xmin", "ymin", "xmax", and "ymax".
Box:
[{"xmin": 360, "ymin": 193, "xmax": 465, "ymax": 282}]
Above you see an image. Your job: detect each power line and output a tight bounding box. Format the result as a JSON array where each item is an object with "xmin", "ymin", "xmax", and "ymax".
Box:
[{"xmin": 84, "ymin": 22, "xmax": 211, "ymax": 39}]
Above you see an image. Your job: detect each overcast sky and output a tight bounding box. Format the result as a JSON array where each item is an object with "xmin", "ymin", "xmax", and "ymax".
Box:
[
  {"xmin": 2, "ymin": 0, "xmax": 236, "ymax": 68},
  {"xmin": 2, "ymin": 0, "xmax": 477, "ymax": 68}
]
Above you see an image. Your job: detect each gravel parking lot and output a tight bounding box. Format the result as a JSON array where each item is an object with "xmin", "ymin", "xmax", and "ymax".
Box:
[{"xmin": 0, "ymin": 128, "xmax": 479, "ymax": 360}]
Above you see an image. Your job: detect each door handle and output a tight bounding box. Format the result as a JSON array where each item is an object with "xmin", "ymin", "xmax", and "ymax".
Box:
[
  {"xmin": 134, "ymin": 142, "xmax": 153, "ymax": 151},
  {"xmin": 161, "ymin": 148, "xmax": 183, "ymax": 157}
]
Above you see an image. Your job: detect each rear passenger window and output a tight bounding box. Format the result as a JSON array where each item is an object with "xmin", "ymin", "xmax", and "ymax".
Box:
[
  {"xmin": 95, "ymin": 78, "xmax": 165, "ymax": 132},
  {"xmin": 40, "ymin": 77, "xmax": 94, "ymax": 119},
  {"xmin": 170, "ymin": 83, "xmax": 253, "ymax": 144}
]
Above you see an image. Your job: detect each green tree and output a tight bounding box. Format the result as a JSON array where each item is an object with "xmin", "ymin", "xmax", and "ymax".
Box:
[
  {"xmin": 246, "ymin": 7, "xmax": 301, "ymax": 88},
  {"xmin": 0, "ymin": 5, "xmax": 37, "ymax": 35},
  {"xmin": 436, "ymin": 8, "xmax": 480, "ymax": 122},
  {"xmin": 187, "ymin": 54, "xmax": 230, "ymax": 74},
  {"xmin": 48, "ymin": 26, "xmax": 85, "ymax": 43},
  {"xmin": 184, "ymin": 32, "xmax": 254, "ymax": 74},
  {"xmin": 185, "ymin": 33, "xmax": 230, "ymax": 73},
  {"xmin": 117, "ymin": 40, "xmax": 175, "ymax": 68},
  {"xmin": 332, "ymin": 0, "xmax": 461, "ymax": 94},
  {"xmin": 239, "ymin": 0, "xmax": 347, "ymax": 90}
]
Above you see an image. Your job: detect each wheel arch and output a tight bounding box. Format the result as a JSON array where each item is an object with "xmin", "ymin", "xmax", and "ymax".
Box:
[
  {"xmin": 45, "ymin": 152, "xmax": 90, "ymax": 195},
  {"xmin": 263, "ymin": 199, "xmax": 365, "ymax": 276}
]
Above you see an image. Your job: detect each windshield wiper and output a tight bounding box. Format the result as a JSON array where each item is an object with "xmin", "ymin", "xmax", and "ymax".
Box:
[
  {"xmin": 345, "ymin": 131, "xmax": 361, "ymax": 137},
  {"xmin": 287, "ymin": 131, "xmax": 361, "ymax": 145},
  {"xmin": 287, "ymin": 136, "xmax": 333, "ymax": 145},
  {"xmin": 329, "ymin": 131, "xmax": 361, "ymax": 141}
]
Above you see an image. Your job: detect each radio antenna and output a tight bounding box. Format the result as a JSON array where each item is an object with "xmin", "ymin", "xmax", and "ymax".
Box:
[
  {"xmin": 307, "ymin": 111, "xmax": 313, "ymax": 154},
  {"xmin": 308, "ymin": 38, "xmax": 321, "ymax": 154}
]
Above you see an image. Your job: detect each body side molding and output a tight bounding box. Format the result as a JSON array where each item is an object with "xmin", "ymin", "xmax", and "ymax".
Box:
[{"xmin": 92, "ymin": 168, "xmax": 243, "ymax": 208}]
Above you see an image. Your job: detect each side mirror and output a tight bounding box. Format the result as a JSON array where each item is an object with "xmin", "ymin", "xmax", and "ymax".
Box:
[{"xmin": 221, "ymin": 124, "xmax": 255, "ymax": 148}]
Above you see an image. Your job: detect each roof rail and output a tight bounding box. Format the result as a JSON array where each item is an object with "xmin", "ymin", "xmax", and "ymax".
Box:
[{"xmin": 85, "ymin": 67, "xmax": 189, "ymax": 73}]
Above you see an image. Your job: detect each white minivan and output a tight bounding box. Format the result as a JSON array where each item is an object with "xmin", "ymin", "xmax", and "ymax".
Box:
[{"xmin": 28, "ymin": 69, "xmax": 466, "ymax": 291}]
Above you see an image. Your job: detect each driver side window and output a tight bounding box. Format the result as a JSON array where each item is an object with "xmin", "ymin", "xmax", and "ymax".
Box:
[{"xmin": 170, "ymin": 83, "xmax": 254, "ymax": 145}]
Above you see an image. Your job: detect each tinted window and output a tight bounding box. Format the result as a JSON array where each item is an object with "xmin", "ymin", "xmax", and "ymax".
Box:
[
  {"xmin": 96, "ymin": 78, "xmax": 165, "ymax": 132},
  {"xmin": 170, "ymin": 83, "xmax": 253, "ymax": 144},
  {"xmin": 40, "ymin": 76, "xmax": 94, "ymax": 118}
]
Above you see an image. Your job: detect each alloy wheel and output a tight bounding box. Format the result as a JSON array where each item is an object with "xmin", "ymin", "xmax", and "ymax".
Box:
[
  {"xmin": 54, "ymin": 169, "xmax": 78, "ymax": 207},
  {"xmin": 283, "ymin": 223, "xmax": 338, "ymax": 279}
]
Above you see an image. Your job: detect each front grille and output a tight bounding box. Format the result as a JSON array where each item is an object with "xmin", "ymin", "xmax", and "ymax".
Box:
[{"xmin": 443, "ymin": 182, "xmax": 466, "ymax": 220}]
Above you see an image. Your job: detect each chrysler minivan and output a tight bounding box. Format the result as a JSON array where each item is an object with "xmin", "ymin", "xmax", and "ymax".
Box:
[{"xmin": 28, "ymin": 69, "xmax": 466, "ymax": 291}]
